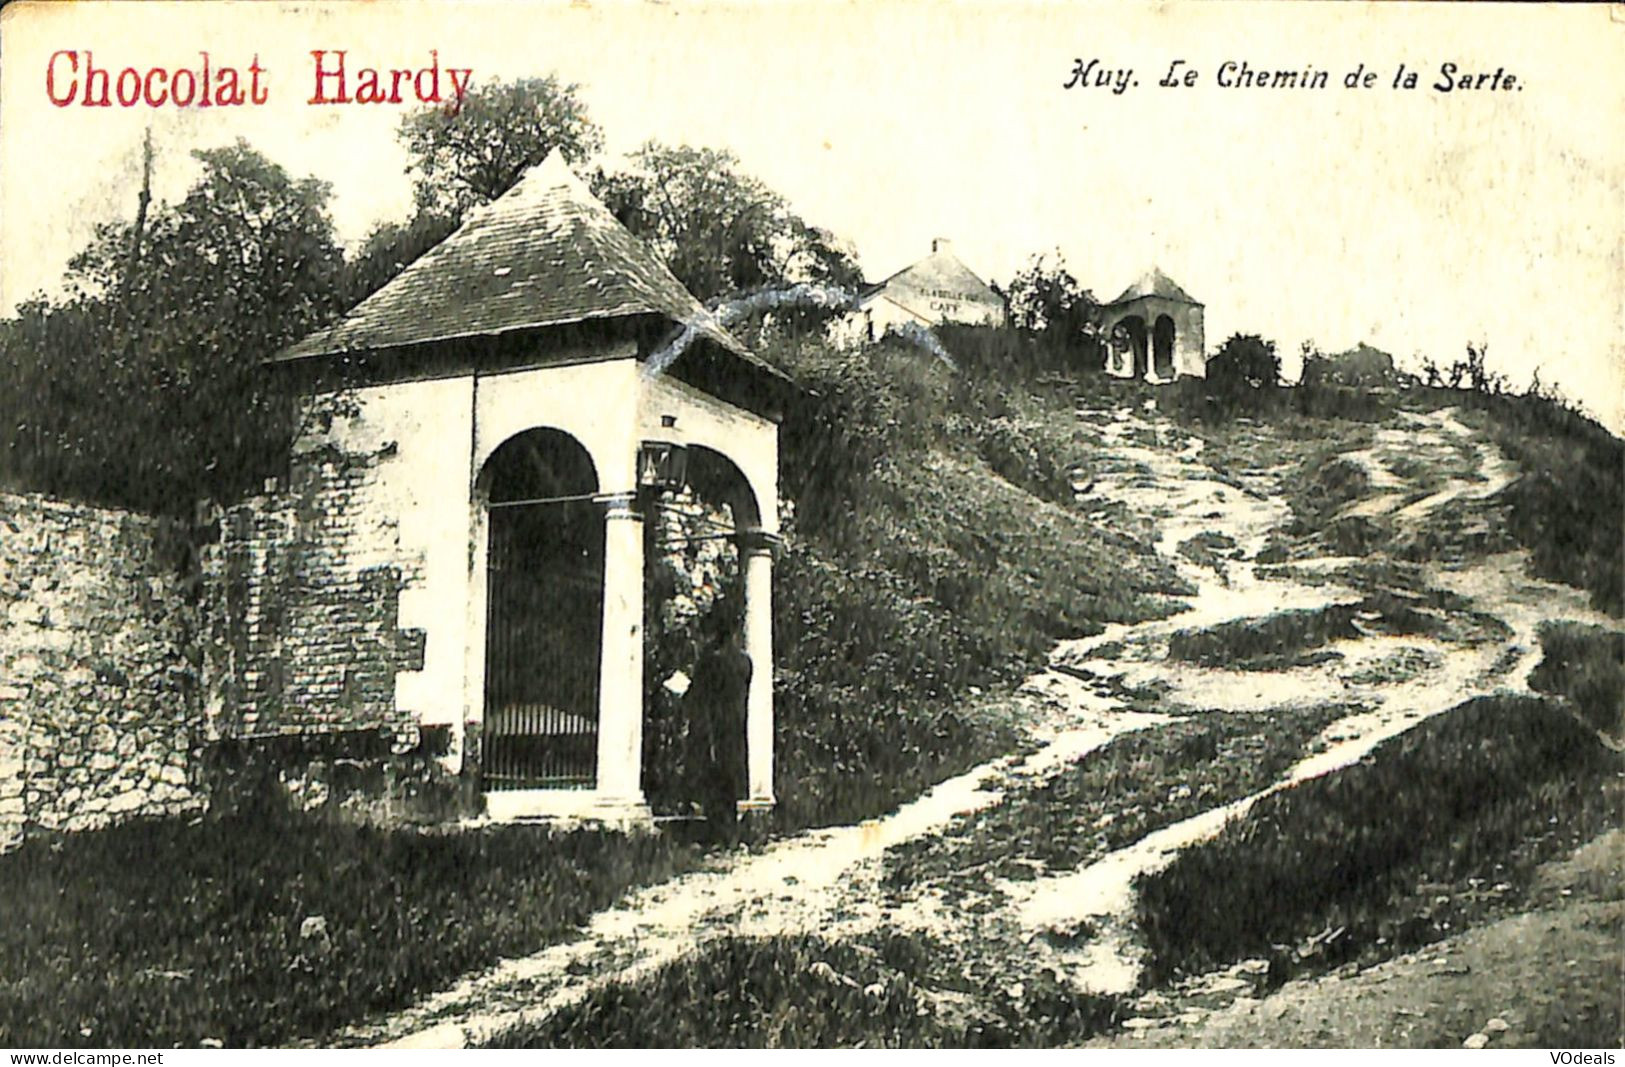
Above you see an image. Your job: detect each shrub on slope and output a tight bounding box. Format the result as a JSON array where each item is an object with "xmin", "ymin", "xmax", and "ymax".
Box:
[{"xmin": 1134, "ymin": 696, "xmax": 1622, "ymax": 983}]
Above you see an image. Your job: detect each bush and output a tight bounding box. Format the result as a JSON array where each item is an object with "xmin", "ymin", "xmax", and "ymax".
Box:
[
  {"xmin": 1301, "ymin": 344, "xmax": 1399, "ymax": 389},
  {"xmin": 775, "ymin": 337, "xmax": 909, "ymax": 538},
  {"xmin": 0, "ymin": 143, "xmax": 344, "ymax": 515},
  {"xmin": 1134, "ymin": 696, "xmax": 1622, "ymax": 983},
  {"xmin": 1528, "ymin": 622, "xmax": 1625, "ymax": 739},
  {"xmin": 998, "ymin": 252, "xmax": 1106, "ymax": 373},
  {"xmin": 1206, "ymin": 333, "xmax": 1280, "ymax": 396}
]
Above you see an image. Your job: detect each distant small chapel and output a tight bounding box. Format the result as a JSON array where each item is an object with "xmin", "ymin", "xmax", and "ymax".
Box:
[{"xmin": 1101, "ymin": 268, "xmax": 1206, "ymax": 382}]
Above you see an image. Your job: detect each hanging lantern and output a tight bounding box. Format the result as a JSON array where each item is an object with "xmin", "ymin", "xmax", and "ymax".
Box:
[{"xmin": 638, "ymin": 414, "xmax": 689, "ymax": 491}]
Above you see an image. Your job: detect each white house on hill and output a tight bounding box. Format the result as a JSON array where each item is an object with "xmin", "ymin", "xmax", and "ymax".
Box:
[{"xmin": 832, "ymin": 239, "xmax": 1006, "ymax": 347}]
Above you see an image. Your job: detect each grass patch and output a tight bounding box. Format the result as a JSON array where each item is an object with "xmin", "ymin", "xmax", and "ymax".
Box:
[
  {"xmin": 884, "ymin": 706, "xmax": 1352, "ymax": 898},
  {"xmin": 1383, "ymin": 451, "xmax": 1443, "ymax": 489},
  {"xmin": 1168, "ymin": 574, "xmax": 1508, "ymax": 671},
  {"xmin": 487, "ymin": 931, "xmax": 1122, "ymax": 1048},
  {"xmin": 1529, "ymin": 622, "xmax": 1625, "ymax": 740},
  {"xmin": 1134, "ymin": 695, "xmax": 1623, "ymax": 985},
  {"xmin": 1178, "ymin": 531, "xmax": 1239, "ymax": 571},
  {"xmin": 488, "ymin": 934, "xmax": 954, "ymax": 1048},
  {"xmin": 1468, "ymin": 391, "xmax": 1624, "ymax": 616},
  {"xmin": 0, "ymin": 809, "xmax": 700, "ymax": 1047},
  {"xmin": 1340, "ymin": 645, "xmax": 1442, "ymax": 686},
  {"xmin": 1291, "ymin": 457, "xmax": 1371, "ymax": 529},
  {"xmin": 1168, "ymin": 606, "xmax": 1361, "ymax": 670}
]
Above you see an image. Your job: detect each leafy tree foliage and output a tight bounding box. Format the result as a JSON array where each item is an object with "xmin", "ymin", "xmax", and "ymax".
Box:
[
  {"xmin": 0, "ymin": 139, "xmax": 344, "ymax": 513},
  {"xmin": 387, "ymin": 84, "xmax": 857, "ymax": 319},
  {"xmin": 592, "ymin": 142, "xmax": 860, "ymax": 303},
  {"xmin": 342, "ymin": 211, "xmax": 459, "ymax": 305},
  {"xmin": 398, "ymin": 75, "xmax": 604, "ymax": 219},
  {"xmin": 1207, "ymin": 333, "xmax": 1281, "ymax": 394},
  {"xmin": 1002, "ymin": 250, "xmax": 1102, "ymax": 360},
  {"xmin": 352, "ymin": 77, "xmax": 603, "ymax": 304}
]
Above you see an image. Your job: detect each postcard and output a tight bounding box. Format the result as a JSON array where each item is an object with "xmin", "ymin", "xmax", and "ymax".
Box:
[{"xmin": 0, "ymin": 0, "xmax": 1620, "ymax": 1053}]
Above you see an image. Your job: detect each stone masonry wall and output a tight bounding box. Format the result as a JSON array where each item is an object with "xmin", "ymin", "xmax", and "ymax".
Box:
[
  {"xmin": 190, "ymin": 389, "xmax": 465, "ymax": 821},
  {"xmin": 0, "ymin": 492, "xmax": 202, "ymax": 850},
  {"xmin": 197, "ymin": 392, "xmax": 429, "ymax": 751}
]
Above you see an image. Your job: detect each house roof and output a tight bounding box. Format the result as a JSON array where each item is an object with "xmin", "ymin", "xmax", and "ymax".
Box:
[
  {"xmin": 274, "ymin": 150, "xmax": 769, "ymax": 375},
  {"xmin": 1108, "ymin": 267, "xmax": 1201, "ymax": 307},
  {"xmin": 861, "ymin": 243, "xmax": 1002, "ymax": 308}
]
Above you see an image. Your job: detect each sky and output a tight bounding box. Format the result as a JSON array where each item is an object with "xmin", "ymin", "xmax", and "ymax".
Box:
[{"xmin": 2, "ymin": 1, "xmax": 1621, "ymax": 430}]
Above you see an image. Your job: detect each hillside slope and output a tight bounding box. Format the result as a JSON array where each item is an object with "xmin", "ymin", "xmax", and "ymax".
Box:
[{"xmin": 347, "ymin": 362, "xmax": 1622, "ymax": 1049}]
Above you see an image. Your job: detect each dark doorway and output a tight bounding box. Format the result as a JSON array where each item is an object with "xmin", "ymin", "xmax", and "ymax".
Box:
[
  {"xmin": 481, "ymin": 429, "xmax": 602, "ymax": 791},
  {"xmin": 1153, "ymin": 315, "xmax": 1176, "ymax": 379}
]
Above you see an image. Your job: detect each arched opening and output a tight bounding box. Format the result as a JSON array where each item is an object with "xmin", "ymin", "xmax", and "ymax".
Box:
[
  {"xmin": 1153, "ymin": 315, "xmax": 1176, "ymax": 379},
  {"xmin": 1114, "ymin": 316, "xmax": 1149, "ymax": 379},
  {"xmin": 641, "ymin": 445, "xmax": 760, "ymax": 820},
  {"xmin": 479, "ymin": 428, "xmax": 603, "ymax": 791}
]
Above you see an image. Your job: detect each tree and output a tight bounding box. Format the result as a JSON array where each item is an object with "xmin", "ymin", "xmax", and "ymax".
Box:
[
  {"xmin": 1001, "ymin": 250, "xmax": 1102, "ymax": 361},
  {"xmin": 352, "ymin": 77, "xmax": 603, "ymax": 306},
  {"xmin": 342, "ymin": 211, "xmax": 459, "ymax": 305},
  {"xmin": 394, "ymin": 83, "xmax": 857, "ymax": 310},
  {"xmin": 1, "ymin": 139, "xmax": 345, "ymax": 512},
  {"xmin": 398, "ymin": 75, "xmax": 604, "ymax": 219},
  {"xmin": 1207, "ymin": 333, "xmax": 1280, "ymax": 394},
  {"xmin": 592, "ymin": 142, "xmax": 860, "ymax": 304}
]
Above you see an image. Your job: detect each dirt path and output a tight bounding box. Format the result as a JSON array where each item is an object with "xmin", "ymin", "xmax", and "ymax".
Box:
[
  {"xmin": 928, "ymin": 404, "xmax": 1601, "ymax": 1001},
  {"xmin": 345, "ymin": 680, "xmax": 1169, "ymax": 1047},
  {"xmin": 343, "ymin": 403, "xmax": 1619, "ymax": 1049}
]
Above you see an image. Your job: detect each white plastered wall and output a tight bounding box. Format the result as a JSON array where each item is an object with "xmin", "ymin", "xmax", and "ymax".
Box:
[{"xmin": 639, "ymin": 371, "xmax": 779, "ymax": 534}]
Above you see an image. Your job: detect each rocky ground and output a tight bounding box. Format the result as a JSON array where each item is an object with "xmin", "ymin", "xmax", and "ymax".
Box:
[{"xmin": 325, "ymin": 400, "xmax": 1621, "ymax": 1050}]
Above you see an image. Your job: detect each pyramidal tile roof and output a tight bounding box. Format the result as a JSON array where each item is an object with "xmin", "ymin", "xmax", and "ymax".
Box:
[
  {"xmin": 1109, "ymin": 267, "xmax": 1201, "ymax": 307},
  {"xmin": 276, "ymin": 150, "xmax": 756, "ymax": 366}
]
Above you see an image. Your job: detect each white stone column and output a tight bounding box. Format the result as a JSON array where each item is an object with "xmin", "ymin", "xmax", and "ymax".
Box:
[
  {"xmin": 594, "ymin": 493, "xmax": 646, "ymax": 805},
  {"xmin": 739, "ymin": 530, "xmax": 778, "ymax": 809}
]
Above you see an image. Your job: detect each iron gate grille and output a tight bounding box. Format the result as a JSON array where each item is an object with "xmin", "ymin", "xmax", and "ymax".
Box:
[{"xmin": 482, "ymin": 500, "xmax": 603, "ymax": 790}]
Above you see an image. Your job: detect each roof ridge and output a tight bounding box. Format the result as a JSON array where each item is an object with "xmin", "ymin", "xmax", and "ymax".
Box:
[
  {"xmin": 275, "ymin": 149, "xmax": 761, "ymax": 368},
  {"xmin": 862, "ymin": 242, "xmax": 1002, "ymax": 301},
  {"xmin": 1108, "ymin": 266, "xmax": 1201, "ymax": 307}
]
